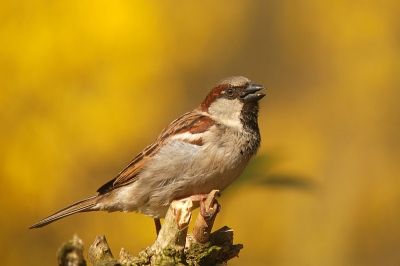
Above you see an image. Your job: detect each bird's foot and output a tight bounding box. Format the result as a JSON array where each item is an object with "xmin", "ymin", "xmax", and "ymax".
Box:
[
  {"xmin": 200, "ymin": 201, "xmax": 220, "ymax": 220},
  {"xmin": 188, "ymin": 190, "xmax": 221, "ymax": 220},
  {"xmin": 178, "ymin": 190, "xmax": 221, "ymax": 203},
  {"xmin": 154, "ymin": 218, "xmax": 162, "ymax": 236}
]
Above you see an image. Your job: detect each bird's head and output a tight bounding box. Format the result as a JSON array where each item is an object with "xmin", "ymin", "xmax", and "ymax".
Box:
[{"xmin": 199, "ymin": 76, "xmax": 266, "ymax": 127}]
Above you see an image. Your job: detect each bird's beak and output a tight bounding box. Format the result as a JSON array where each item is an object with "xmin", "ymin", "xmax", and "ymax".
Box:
[{"xmin": 240, "ymin": 83, "xmax": 266, "ymax": 103}]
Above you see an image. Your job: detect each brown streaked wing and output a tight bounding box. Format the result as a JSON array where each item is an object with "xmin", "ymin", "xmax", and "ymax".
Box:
[{"xmin": 96, "ymin": 111, "xmax": 215, "ymax": 194}]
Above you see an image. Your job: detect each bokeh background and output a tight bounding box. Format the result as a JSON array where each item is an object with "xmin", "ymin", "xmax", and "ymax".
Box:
[{"xmin": 1, "ymin": 1, "xmax": 400, "ymax": 265}]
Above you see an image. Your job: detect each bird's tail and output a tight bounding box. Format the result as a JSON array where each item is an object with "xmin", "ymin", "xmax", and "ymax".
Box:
[{"xmin": 29, "ymin": 195, "xmax": 99, "ymax": 229}]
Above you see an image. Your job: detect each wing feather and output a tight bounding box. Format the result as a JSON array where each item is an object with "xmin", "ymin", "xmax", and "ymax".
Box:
[{"xmin": 96, "ymin": 111, "xmax": 215, "ymax": 194}]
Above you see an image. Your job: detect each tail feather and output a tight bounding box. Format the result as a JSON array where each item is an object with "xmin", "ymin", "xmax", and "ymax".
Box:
[{"xmin": 29, "ymin": 195, "xmax": 98, "ymax": 229}]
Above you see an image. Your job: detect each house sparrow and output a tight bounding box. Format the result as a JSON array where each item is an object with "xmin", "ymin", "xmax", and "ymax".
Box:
[{"xmin": 29, "ymin": 76, "xmax": 265, "ymax": 231}]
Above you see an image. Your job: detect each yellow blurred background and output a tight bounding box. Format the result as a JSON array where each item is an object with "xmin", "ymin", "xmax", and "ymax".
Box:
[{"xmin": 1, "ymin": 1, "xmax": 399, "ymax": 265}]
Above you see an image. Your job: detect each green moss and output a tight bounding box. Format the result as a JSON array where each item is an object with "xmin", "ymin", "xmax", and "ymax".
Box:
[
  {"xmin": 155, "ymin": 245, "xmax": 186, "ymax": 266},
  {"xmin": 185, "ymin": 242, "xmax": 224, "ymax": 266}
]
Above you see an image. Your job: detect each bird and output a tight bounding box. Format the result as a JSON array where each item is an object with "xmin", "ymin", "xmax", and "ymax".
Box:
[{"xmin": 29, "ymin": 76, "xmax": 266, "ymax": 232}]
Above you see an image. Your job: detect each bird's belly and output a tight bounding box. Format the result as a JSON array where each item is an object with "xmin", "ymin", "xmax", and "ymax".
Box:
[{"xmin": 105, "ymin": 138, "xmax": 252, "ymax": 218}]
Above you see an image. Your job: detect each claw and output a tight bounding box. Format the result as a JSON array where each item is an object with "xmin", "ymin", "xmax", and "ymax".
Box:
[{"xmin": 200, "ymin": 200, "xmax": 220, "ymax": 221}]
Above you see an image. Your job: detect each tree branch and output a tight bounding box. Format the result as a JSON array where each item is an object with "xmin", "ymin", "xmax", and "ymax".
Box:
[
  {"xmin": 58, "ymin": 190, "xmax": 243, "ymax": 265},
  {"xmin": 57, "ymin": 234, "xmax": 86, "ymax": 266}
]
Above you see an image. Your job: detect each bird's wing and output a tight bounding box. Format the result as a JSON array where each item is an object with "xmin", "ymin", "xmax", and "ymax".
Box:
[{"xmin": 96, "ymin": 111, "xmax": 215, "ymax": 194}]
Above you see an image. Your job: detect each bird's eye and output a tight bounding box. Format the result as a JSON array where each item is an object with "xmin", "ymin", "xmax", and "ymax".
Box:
[{"xmin": 226, "ymin": 88, "xmax": 234, "ymax": 95}]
